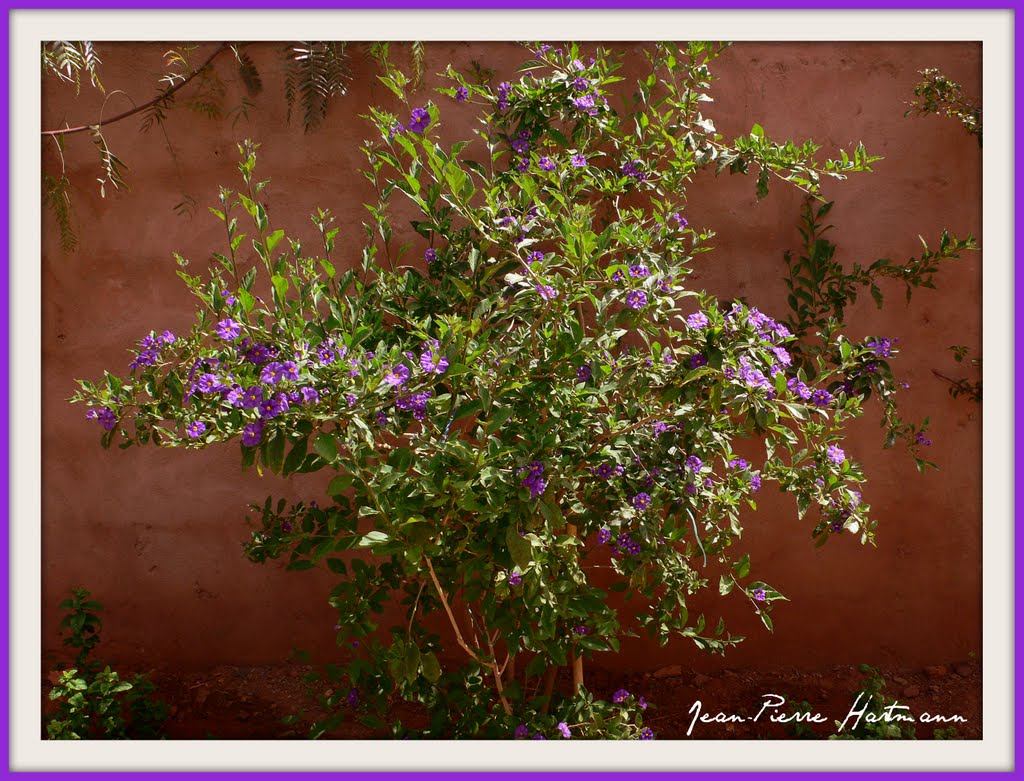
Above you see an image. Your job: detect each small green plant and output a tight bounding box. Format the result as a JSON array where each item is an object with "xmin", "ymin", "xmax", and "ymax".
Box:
[
  {"xmin": 831, "ymin": 665, "xmax": 916, "ymax": 740},
  {"xmin": 46, "ymin": 588, "xmax": 168, "ymax": 740},
  {"xmin": 934, "ymin": 345, "xmax": 982, "ymax": 403},
  {"xmin": 906, "ymin": 68, "xmax": 982, "ymax": 145}
]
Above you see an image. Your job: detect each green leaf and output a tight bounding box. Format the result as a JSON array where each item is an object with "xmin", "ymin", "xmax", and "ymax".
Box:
[
  {"xmin": 265, "ymin": 229, "xmax": 286, "ymax": 255},
  {"xmin": 358, "ymin": 530, "xmax": 390, "ymax": 548},
  {"xmin": 506, "ymin": 527, "xmax": 532, "ymax": 570},
  {"xmin": 327, "ymin": 473, "xmax": 353, "ymax": 496},
  {"xmin": 732, "ymin": 553, "xmax": 751, "ymax": 579},
  {"xmin": 271, "ymin": 274, "xmax": 289, "ymax": 302},
  {"xmin": 314, "ymin": 432, "xmax": 338, "ymax": 462},
  {"xmin": 421, "ymin": 651, "xmax": 441, "ymax": 683},
  {"xmin": 282, "ymin": 436, "xmax": 308, "ymax": 474}
]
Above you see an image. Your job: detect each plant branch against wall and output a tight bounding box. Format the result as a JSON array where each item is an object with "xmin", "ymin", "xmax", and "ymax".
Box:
[
  {"xmin": 41, "ymin": 41, "xmax": 429, "ymax": 249},
  {"xmin": 779, "ymin": 198, "xmax": 977, "ymax": 470},
  {"xmin": 68, "ymin": 41, "xmax": 927, "ymax": 740},
  {"xmin": 906, "ymin": 68, "xmax": 982, "ymax": 145}
]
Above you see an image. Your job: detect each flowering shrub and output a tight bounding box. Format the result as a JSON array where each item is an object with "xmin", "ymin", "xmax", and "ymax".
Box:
[{"xmin": 75, "ymin": 42, "xmax": 899, "ymax": 739}]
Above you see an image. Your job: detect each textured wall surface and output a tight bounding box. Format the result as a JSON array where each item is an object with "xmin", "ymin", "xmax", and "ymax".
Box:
[{"xmin": 41, "ymin": 41, "xmax": 982, "ymax": 673}]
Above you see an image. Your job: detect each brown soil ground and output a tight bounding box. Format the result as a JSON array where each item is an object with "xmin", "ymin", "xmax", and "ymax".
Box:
[{"xmin": 42, "ymin": 657, "xmax": 980, "ymax": 741}]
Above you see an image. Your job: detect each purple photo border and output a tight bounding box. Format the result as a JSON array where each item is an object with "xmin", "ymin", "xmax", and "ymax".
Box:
[{"xmin": 6, "ymin": 1, "xmax": 1016, "ymax": 778}]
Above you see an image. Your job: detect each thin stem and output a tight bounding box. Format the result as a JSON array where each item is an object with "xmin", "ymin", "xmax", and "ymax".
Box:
[{"xmin": 42, "ymin": 43, "xmax": 230, "ymax": 137}]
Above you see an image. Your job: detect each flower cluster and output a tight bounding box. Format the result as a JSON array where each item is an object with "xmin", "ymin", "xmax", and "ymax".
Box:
[{"xmin": 519, "ymin": 461, "xmax": 547, "ymax": 499}]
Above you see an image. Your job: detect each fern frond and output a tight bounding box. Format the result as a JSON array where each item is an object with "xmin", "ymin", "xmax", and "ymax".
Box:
[
  {"xmin": 410, "ymin": 41, "xmax": 426, "ymax": 90},
  {"xmin": 43, "ymin": 174, "xmax": 77, "ymax": 252},
  {"xmin": 90, "ymin": 128, "xmax": 128, "ymax": 198},
  {"xmin": 42, "ymin": 41, "xmax": 104, "ymax": 94},
  {"xmin": 283, "ymin": 42, "xmax": 350, "ymax": 133},
  {"xmin": 231, "ymin": 45, "xmax": 263, "ymax": 96}
]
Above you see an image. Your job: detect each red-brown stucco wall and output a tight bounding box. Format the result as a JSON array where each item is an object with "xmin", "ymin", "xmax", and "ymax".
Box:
[{"xmin": 41, "ymin": 41, "xmax": 982, "ymax": 674}]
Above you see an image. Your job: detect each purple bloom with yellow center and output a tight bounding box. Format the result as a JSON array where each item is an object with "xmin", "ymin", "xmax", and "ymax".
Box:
[
  {"xmin": 597, "ymin": 527, "xmax": 612, "ymax": 544},
  {"xmin": 535, "ymin": 284, "xmax": 557, "ymax": 301},
  {"xmin": 612, "ymin": 689, "xmax": 630, "ymax": 704},
  {"xmin": 625, "ymin": 290, "xmax": 647, "ymax": 309},
  {"xmin": 689, "ymin": 354, "xmax": 707, "ymax": 369},
  {"xmin": 632, "ymin": 492, "xmax": 652, "ymax": 511},
  {"xmin": 425, "ymin": 248, "xmax": 438, "ymax": 264},
  {"xmin": 516, "ymin": 157, "xmax": 529, "ymax": 172},
  {"xmin": 508, "ymin": 572, "xmax": 523, "ymax": 587},
  {"xmin": 519, "ymin": 461, "xmax": 547, "ymax": 499},
  {"xmin": 577, "ymin": 365, "xmax": 592, "ymax": 383},
  {"xmin": 515, "ymin": 724, "xmax": 529, "ymax": 739},
  {"xmin": 826, "ymin": 444, "xmax": 845, "ymax": 464},
  {"xmin": 420, "ymin": 346, "xmax": 449, "ymax": 375},
  {"xmin": 596, "ymin": 464, "xmax": 614, "ymax": 480},
  {"xmin": 455, "ymin": 86, "xmax": 469, "ymax": 102},
  {"xmin": 753, "ymin": 588, "xmax": 766, "ymax": 601},
  {"xmin": 160, "ymin": 330, "xmax": 176, "ymax": 344},
  {"xmin": 811, "ymin": 389, "xmax": 832, "ymax": 407},
  {"xmin": 407, "ymin": 107, "xmax": 430, "ymax": 134},
  {"xmin": 216, "ymin": 318, "xmax": 241, "ymax": 340},
  {"xmin": 730, "ymin": 457, "xmax": 748, "ymax": 470},
  {"xmin": 685, "ymin": 455, "xmax": 703, "ymax": 472},
  {"xmin": 196, "ymin": 373, "xmax": 220, "ymax": 393},
  {"xmin": 241, "ymin": 386, "xmax": 263, "ymax": 410},
  {"xmin": 383, "ymin": 363, "xmax": 411, "ymax": 388},
  {"xmin": 570, "ymin": 154, "xmax": 587, "ymax": 167},
  {"xmin": 629, "ymin": 264, "xmax": 650, "ymax": 278},
  {"xmin": 300, "ymin": 386, "xmax": 319, "ymax": 404},
  {"xmin": 241, "ymin": 420, "xmax": 263, "ymax": 447},
  {"xmin": 88, "ymin": 408, "xmax": 117, "ymax": 431},
  {"xmin": 538, "ymin": 156, "xmax": 555, "ymax": 171},
  {"xmin": 186, "ymin": 420, "xmax": 207, "ymax": 439},
  {"xmin": 260, "ymin": 362, "xmax": 286, "ymax": 384},
  {"xmin": 639, "ymin": 727, "xmax": 655, "ymax": 740}
]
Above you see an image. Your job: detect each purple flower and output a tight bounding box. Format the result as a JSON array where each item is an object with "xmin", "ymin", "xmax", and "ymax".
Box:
[
  {"xmin": 281, "ymin": 361, "xmax": 299, "ymax": 381},
  {"xmin": 572, "ymin": 76, "xmax": 589, "ymax": 92},
  {"xmin": 241, "ymin": 421, "xmax": 263, "ymax": 447},
  {"xmin": 497, "ymin": 81, "xmax": 512, "ymax": 111},
  {"xmin": 316, "ymin": 344, "xmax": 337, "ymax": 365},
  {"xmin": 574, "ymin": 625, "xmax": 589, "ymax": 635},
  {"xmin": 508, "ymin": 572, "xmax": 523, "ymax": 587},
  {"xmin": 753, "ymin": 588, "xmax": 766, "ymax": 602},
  {"xmin": 685, "ymin": 455, "xmax": 703, "ymax": 472},
  {"xmin": 628, "ymin": 264, "xmax": 650, "ymax": 279},
  {"xmin": 88, "ymin": 408, "xmax": 117, "ymax": 431},
  {"xmin": 225, "ymin": 385, "xmax": 244, "ymax": 407},
  {"xmin": 915, "ymin": 432, "xmax": 933, "ymax": 446},
  {"xmin": 671, "ymin": 212, "xmax": 688, "ymax": 229},
  {"xmin": 570, "ymin": 154, "xmax": 587, "ymax": 167},
  {"xmin": 685, "ymin": 482, "xmax": 697, "ymax": 495},
  {"xmin": 260, "ymin": 362, "xmax": 284, "ymax": 384},
  {"xmin": 621, "ymin": 159, "xmax": 646, "ymax": 180},
  {"xmin": 686, "ymin": 311, "xmax": 709, "ymax": 330},
  {"xmin": 407, "ymin": 107, "xmax": 430, "ymax": 134},
  {"xmin": 241, "ymin": 386, "xmax": 263, "ymax": 410},
  {"xmin": 689, "ymin": 354, "xmax": 707, "ymax": 369},
  {"xmin": 638, "ymin": 696, "xmax": 648, "ymax": 710},
  {"xmin": 632, "ymin": 492, "xmax": 652, "ymax": 511},
  {"xmin": 532, "ymin": 734, "xmax": 547, "ymax": 740},
  {"xmin": 388, "ymin": 122, "xmax": 404, "ymax": 139},
  {"xmin": 729, "ymin": 457, "xmax": 748, "ymax": 470},
  {"xmin": 196, "ymin": 373, "xmax": 220, "ymax": 393},
  {"xmin": 596, "ymin": 463, "xmax": 615, "ymax": 481},
  {"xmin": 639, "ymin": 727, "xmax": 655, "ymax": 740},
  {"xmin": 345, "ymin": 393, "xmax": 357, "ymax": 407},
  {"xmin": 455, "ymin": 86, "xmax": 469, "ymax": 103},
  {"xmin": 535, "ymin": 284, "xmax": 557, "ymax": 301},
  {"xmin": 557, "ymin": 722, "xmax": 571, "ymax": 739},
  {"xmin": 375, "ymin": 411, "xmax": 388, "ymax": 426},
  {"xmin": 383, "ymin": 364, "xmax": 411, "ymax": 388},
  {"xmin": 625, "ymin": 290, "xmax": 647, "ymax": 309},
  {"xmin": 258, "ymin": 394, "xmax": 287, "ymax": 419},
  {"xmin": 515, "ymin": 724, "xmax": 529, "ymax": 739},
  {"xmin": 159, "ymin": 330, "xmax": 176, "ymax": 344},
  {"xmin": 771, "ymin": 346, "xmax": 792, "ymax": 367},
  {"xmin": 216, "ymin": 319, "xmax": 241, "ymax": 340},
  {"xmin": 526, "ymin": 251, "xmax": 544, "ymax": 266},
  {"xmin": 597, "ymin": 528, "xmax": 612, "ymax": 544},
  {"xmin": 538, "ymin": 156, "xmax": 555, "ymax": 171},
  {"xmin": 652, "ymin": 421, "xmax": 668, "ymax": 436},
  {"xmin": 750, "ymin": 474, "xmax": 762, "ymax": 492},
  {"xmin": 573, "ymin": 93, "xmax": 595, "ymax": 111},
  {"xmin": 826, "ymin": 445, "xmax": 845, "ymax": 464},
  {"xmin": 186, "ymin": 420, "xmax": 207, "ymax": 439},
  {"xmin": 866, "ymin": 337, "xmax": 894, "ymax": 357},
  {"xmin": 300, "ymin": 386, "xmax": 319, "ymax": 404},
  {"xmin": 577, "ymin": 365, "xmax": 592, "ymax": 382},
  {"xmin": 811, "ymin": 389, "xmax": 832, "ymax": 407},
  {"xmin": 519, "ymin": 461, "xmax": 547, "ymax": 499},
  {"xmin": 516, "ymin": 157, "xmax": 529, "ymax": 172},
  {"xmin": 425, "ymin": 248, "xmax": 438, "ymax": 264},
  {"xmin": 346, "ymin": 688, "xmax": 359, "ymax": 707},
  {"xmin": 420, "ymin": 345, "xmax": 449, "ymax": 375},
  {"xmin": 612, "ymin": 689, "xmax": 630, "ymax": 704}
]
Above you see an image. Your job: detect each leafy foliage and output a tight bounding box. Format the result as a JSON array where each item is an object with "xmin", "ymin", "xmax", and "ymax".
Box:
[
  {"xmin": 906, "ymin": 68, "xmax": 982, "ymax": 145},
  {"xmin": 73, "ymin": 42, "xmax": 940, "ymax": 740},
  {"xmin": 283, "ymin": 42, "xmax": 351, "ymax": 133},
  {"xmin": 46, "ymin": 589, "xmax": 168, "ymax": 740},
  {"xmin": 42, "ymin": 41, "xmax": 104, "ymax": 94}
]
